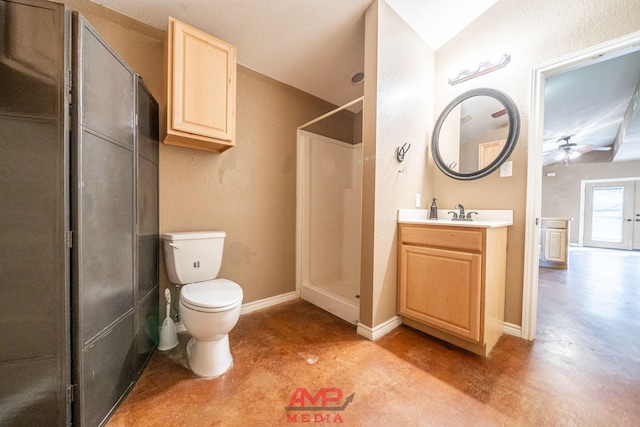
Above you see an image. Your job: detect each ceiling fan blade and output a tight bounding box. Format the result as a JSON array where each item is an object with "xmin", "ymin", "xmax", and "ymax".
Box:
[{"xmin": 575, "ymin": 144, "xmax": 612, "ymax": 153}]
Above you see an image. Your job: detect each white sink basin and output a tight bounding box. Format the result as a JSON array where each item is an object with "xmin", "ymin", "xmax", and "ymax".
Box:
[{"xmin": 397, "ymin": 208, "xmax": 513, "ymax": 228}]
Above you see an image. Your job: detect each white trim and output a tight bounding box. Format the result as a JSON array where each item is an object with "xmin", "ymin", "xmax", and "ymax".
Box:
[
  {"xmin": 502, "ymin": 322, "xmax": 522, "ymax": 338},
  {"xmin": 240, "ymin": 291, "xmax": 298, "ymax": 315},
  {"xmin": 356, "ymin": 315, "xmax": 403, "ymax": 341},
  {"xmin": 300, "ymin": 282, "xmax": 359, "ymax": 326},
  {"xmin": 523, "ymin": 30, "xmax": 640, "ymax": 341},
  {"xmin": 295, "ymin": 129, "xmax": 305, "ymax": 299}
]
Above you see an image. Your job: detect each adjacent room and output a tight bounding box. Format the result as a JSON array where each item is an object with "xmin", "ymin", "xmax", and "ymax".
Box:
[{"xmin": 1, "ymin": 0, "xmax": 639, "ymax": 425}]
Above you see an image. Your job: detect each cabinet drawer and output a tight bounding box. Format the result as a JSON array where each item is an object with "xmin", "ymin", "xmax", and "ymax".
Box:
[
  {"xmin": 544, "ymin": 220, "xmax": 567, "ymax": 229},
  {"xmin": 400, "ymin": 225, "xmax": 484, "ymax": 252}
]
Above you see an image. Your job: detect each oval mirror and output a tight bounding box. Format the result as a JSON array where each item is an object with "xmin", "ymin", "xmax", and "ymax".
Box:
[{"xmin": 432, "ymin": 88, "xmax": 520, "ymax": 180}]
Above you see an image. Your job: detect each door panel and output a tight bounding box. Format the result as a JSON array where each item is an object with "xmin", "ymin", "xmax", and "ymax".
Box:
[
  {"xmin": 79, "ymin": 130, "xmax": 134, "ymax": 343},
  {"xmin": 80, "ymin": 23, "xmax": 135, "ymax": 146},
  {"xmin": 0, "ymin": 1, "xmax": 70, "ymax": 425},
  {"xmin": 584, "ymin": 181, "xmax": 636, "ymax": 250},
  {"xmin": 72, "ymin": 14, "xmax": 136, "ymax": 426},
  {"xmin": 0, "ymin": 0, "xmax": 63, "ymax": 118},
  {"xmin": 82, "ymin": 313, "xmax": 135, "ymax": 426},
  {"xmin": 136, "ymin": 80, "xmax": 159, "ymax": 373}
]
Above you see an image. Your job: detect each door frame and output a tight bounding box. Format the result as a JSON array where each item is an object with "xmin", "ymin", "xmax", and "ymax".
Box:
[{"xmin": 522, "ymin": 30, "xmax": 640, "ymax": 340}]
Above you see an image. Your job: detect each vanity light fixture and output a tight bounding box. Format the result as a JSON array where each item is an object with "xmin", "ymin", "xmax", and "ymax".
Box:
[{"xmin": 448, "ymin": 53, "xmax": 511, "ymax": 85}]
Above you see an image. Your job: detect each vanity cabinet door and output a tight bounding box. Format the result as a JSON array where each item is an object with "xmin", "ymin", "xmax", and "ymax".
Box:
[
  {"xmin": 540, "ymin": 218, "xmax": 570, "ymax": 268},
  {"xmin": 398, "ymin": 244, "xmax": 482, "ymax": 343},
  {"xmin": 543, "ymin": 228, "xmax": 567, "ymax": 263},
  {"xmin": 164, "ymin": 17, "xmax": 236, "ymax": 152}
]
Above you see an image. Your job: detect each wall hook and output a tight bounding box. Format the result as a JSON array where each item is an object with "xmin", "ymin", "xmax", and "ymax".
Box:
[{"xmin": 396, "ymin": 143, "xmax": 411, "ymax": 162}]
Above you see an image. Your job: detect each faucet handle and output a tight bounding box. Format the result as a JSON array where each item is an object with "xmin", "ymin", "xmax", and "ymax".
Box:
[
  {"xmin": 466, "ymin": 211, "xmax": 478, "ymax": 220},
  {"xmin": 447, "ymin": 211, "xmax": 459, "ymax": 220}
]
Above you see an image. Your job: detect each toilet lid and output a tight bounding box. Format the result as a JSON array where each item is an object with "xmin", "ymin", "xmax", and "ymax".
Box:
[{"xmin": 181, "ymin": 279, "xmax": 243, "ymax": 310}]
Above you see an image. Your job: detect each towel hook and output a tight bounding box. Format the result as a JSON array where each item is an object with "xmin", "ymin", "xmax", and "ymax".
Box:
[{"xmin": 396, "ymin": 143, "xmax": 411, "ymax": 162}]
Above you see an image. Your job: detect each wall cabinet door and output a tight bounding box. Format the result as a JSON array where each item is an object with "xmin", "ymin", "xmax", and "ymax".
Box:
[
  {"xmin": 398, "ymin": 245, "xmax": 482, "ymax": 343},
  {"xmin": 165, "ymin": 17, "xmax": 236, "ymax": 152}
]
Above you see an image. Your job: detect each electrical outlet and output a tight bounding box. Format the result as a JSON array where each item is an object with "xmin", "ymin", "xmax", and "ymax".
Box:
[
  {"xmin": 415, "ymin": 193, "xmax": 421, "ymax": 208},
  {"xmin": 500, "ymin": 161, "xmax": 513, "ymax": 177}
]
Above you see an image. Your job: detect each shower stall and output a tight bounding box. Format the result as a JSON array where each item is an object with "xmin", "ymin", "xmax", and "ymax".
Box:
[{"xmin": 297, "ymin": 129, "xmax": 362, "ymax": 325}]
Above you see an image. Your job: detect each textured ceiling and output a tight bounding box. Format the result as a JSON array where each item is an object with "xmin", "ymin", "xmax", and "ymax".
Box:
[{"xmin": 543, "ymin": 48, "xmax": 640, "ymax": 165}]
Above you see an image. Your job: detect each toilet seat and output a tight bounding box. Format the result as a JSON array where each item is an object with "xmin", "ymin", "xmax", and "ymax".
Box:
[{"xmin": 180, "ymin": 279, "xmax": 243, "ymax": 313}]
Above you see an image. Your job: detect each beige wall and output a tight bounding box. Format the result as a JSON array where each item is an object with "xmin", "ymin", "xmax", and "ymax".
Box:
[
  {"xmin": 361, "ymin": 0, "xmax": 434, "ymax": 327},
  {"xmin": 542, "ymin": 161, "xmax": 640, "ymax": 244},
  {"xmin": 160, "ymin": 67, "xmax": 358, "ymax": 303},
  {"xmin": 55, "ymin": 0, "xmax": 358, "ymax": 307},
  {"xmin": 432, "ymin": 0, "xmax": 640, "ymax": 325}
]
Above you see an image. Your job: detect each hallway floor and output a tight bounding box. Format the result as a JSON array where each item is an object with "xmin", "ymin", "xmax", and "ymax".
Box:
[{"xmin": 108, "ymin": 248, "xmax": 640, "ymax": 426}]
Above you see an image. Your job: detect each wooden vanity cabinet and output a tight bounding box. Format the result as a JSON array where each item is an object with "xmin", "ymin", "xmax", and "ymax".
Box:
[
  {"xmin": 164, "ymin": 17, "xmax": 237, "ymax": 152},
  {"xmin": 539, "ymin": 217, "xmax": 571, "ymax": 269},
  {"xmin": 398, "ymin": 224, "xmax": 508, "ymax": 356}
]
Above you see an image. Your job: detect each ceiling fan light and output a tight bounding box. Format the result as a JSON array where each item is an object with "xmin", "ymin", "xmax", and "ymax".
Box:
[
  {"xmin": 568, "ymin": 150, "xmax": 581, "ymax": 160},
  {"xmin": 554, "ymin": 151, "xmax": 567, "ymax": 162}
]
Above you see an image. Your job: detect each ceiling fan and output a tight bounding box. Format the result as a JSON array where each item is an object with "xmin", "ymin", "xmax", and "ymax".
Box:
[{"xmin": 543, "ymin": 135, "xmax": 612, "ymax": 165}]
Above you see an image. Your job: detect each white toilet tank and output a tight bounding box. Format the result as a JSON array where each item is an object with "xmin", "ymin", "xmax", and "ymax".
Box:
[{"xmin": 162, "ymin": 231, "xmax": 226, "ymax": 285}]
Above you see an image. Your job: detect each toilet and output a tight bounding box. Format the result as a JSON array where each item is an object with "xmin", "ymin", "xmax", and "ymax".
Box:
[{"xmin": 162, "ymin": 231, "xmax": 243, "ymax": 378}]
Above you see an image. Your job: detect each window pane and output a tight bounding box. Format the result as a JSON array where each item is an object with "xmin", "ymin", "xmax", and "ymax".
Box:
[{"xmin": 591, "ymin": 187, "xmax": 623, "ymax": 242}]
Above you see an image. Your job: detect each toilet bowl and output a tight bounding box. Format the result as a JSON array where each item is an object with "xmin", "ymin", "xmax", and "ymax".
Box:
[
  {"xmin": 162, "ymin": 231, "xmax": 243, "ymax": 378},
  {"xmin": 179, "ymin": 279, "xmax": 243, "ymax": 377}
]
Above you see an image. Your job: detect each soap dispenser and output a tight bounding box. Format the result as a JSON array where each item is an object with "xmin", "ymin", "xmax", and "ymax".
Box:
[{"xmin": 429, "ymin": 197, "xmax": 438, "ymax": 220}]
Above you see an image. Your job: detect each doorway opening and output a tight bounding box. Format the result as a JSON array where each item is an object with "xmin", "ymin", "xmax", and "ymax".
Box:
[{"xmin": 524, "ymin": 31, "xmax": 640, "ymax": 340}]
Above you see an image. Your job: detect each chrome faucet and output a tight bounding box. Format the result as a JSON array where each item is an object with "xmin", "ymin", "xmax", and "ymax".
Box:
[{"xmin": 448, "ymin": 204, "xmax": 478, "ymax": 221}]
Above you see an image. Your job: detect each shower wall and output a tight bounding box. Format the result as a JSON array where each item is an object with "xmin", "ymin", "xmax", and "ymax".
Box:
[{"xmin": 300, "ymin": 131, "xmax": 362, "ymax": 302}]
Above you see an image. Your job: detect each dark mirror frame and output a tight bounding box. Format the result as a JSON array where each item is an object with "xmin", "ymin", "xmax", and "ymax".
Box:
[{"xmin": 432, "ymin": 88, "xmax": 520, "ymax": 180}]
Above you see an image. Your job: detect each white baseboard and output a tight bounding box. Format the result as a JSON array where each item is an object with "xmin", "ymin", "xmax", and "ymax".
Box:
[
  {"xmin": 240, "ymin": 291, "xmax": 298, "ymax": 315},
  {"xmin": 357, "ymin": 315, "xmax": 403, "ymax": 341},
  {"xmin": 503, "ymin": 321, "xmax": 522, "ymax": 338}
]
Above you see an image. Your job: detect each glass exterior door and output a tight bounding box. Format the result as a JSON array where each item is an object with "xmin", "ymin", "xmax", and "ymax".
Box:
[{"xmin": 584, "ymin": 181, "xmax": 636, "ymax": 250}]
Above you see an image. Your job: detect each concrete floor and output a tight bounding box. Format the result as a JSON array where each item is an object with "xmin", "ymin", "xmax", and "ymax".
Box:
[{"xmin": 108, "ymin": 248, "xmax": 640, "ymax": 426}]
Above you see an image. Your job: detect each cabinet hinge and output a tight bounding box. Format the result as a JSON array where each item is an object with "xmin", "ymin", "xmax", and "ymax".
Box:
[
  {"xmin": 66, "ymin": 231, "xmax": 73, "ymax": 248},
  {"xmin": 535, "ymin": 218, "xmax": 540, "ymax": 226},
  {"xmin": 67, "ymin": 384, "xmax": 75, "ymax": 405}
]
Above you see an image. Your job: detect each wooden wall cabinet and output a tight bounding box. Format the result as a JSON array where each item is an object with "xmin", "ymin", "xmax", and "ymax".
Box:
[
  {"xmin": 164, "ymin": 17, "xmax": 237, "ymax": 152},
  {"xmin": 539, "ymin": 217, "xmax": 571, "ymax": 269},
  {"xmin": 398, "ymin": 224, "xmax": 508, "ymax": 356}
]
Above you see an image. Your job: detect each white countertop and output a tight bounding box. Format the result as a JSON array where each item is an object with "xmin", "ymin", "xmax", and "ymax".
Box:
[{"xmin": 398, "ymin": 209, "xmax": 513, "ymax": 228}]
